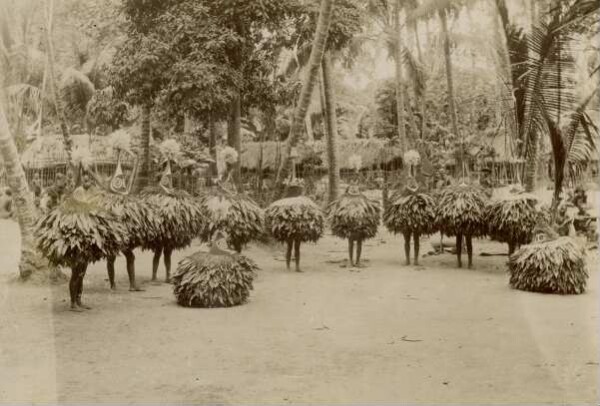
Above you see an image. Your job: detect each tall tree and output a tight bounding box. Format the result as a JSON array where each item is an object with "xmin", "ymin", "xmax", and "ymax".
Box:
[
  {"xmin": 0, "ymin": 101, "xmax": 57, "ymax": 280},
  {"xmin": 321, "ymin": 51, "xmax": 340, "ymax": 201},
  {"xmin": 276, "ymin": 0, "xmax": 334, "ymax": 186},
  {"xmin": 45, "ymin": 0, "xmax": 75, "ymax": 176},
  {"xmin": 110, "ymin": 0, "xmax": 174, "ymax": 191},
  {"xmin": 394, "ymin": 0, "xmax": 407, "ymax": 154}
]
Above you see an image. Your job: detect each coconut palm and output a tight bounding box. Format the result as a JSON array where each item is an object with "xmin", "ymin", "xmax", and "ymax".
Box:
[
  {"xmin": 0, "ymin": 99, "xmax": 59, "ymax": 280},
  {"xmin": 276, "ymin": 0, "xmax": 335, "ymax": 186},
  {"xmin": 518, "ymin": 0, "xmax": 599, "ymax": 207}
]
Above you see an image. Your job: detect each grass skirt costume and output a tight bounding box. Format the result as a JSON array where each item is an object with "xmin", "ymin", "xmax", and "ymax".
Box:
[
  {"xmin": 265, "ymin": 183, "xmax": 324, "ymax": 272},
  {"xmin": 140, "ymin": 184, "xmax": 204, "ymax": 282},
  {"xmin": 173, "ymin": 233, "xmax": 258, "ymax": 308},
  {"xmin": 197, "ymin": 185, "xmax": 264, "ymax": 253},
  {"xmin": 384, "ymin": 179, "xmax": 437, "ymax": 265},
  {"xmin": 485, "ymin": 188, "xmax": 539, "ymax": 255},
  {"xmin": 508, "ymin": 223, "xmax": 587, "ymax": 294},
  {"xmin": 436, "ymin": 181, "xmax": 487, "ymax": 268},
  {"xmin": 327, "ymin": 185, "xmax": 380, "ymax": 266},
  {"xmin": 36, "ymin": 183, "xmax": 127, "ymax": 310}
]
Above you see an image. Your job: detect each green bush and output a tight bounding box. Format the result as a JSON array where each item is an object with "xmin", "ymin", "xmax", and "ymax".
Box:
[
  {"xmin": 265, "ymin": 196, "xmax": 324, "ymax": 243},
  {"xmin": 508, "ymin": 237, "xmax": 587, "ymax": 294},
  {"xmin": 173, "ymin": 251, "xmax": 258, "ymax": 308}
]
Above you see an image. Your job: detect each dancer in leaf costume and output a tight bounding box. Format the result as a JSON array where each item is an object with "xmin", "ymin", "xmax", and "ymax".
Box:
[
  {"xmin": 485, "ymin": 184, "xmax": 538, "ymax": 254},
  {"xmin": 384, "ymin": 176, "xmax": 436, "ymax": 265},
  {"xmin": 142, "ymin": 139, "xmax": 204, "ymax": 283},
  {"xmin": 198, "ymin": 146, "xmax": 263, "ymax": 252},
  {"xmin": 508, "ymin": 219, "xmax": 587, "ymax": 294},
  {"xmin": 327, "ymin": 154, "xmax": 380, "ymax": 267},
  {"xmin": 90, "ymin": 130, "xmax": 159, "ymax": 291},
  {"xmin": 36, "ymin": 158, "xmax": 127, "ymax": 311},
  {"xmin": 436, "ymin": 180, "xmax": 487, "ymax": 268},
  {"xmin": 173, "ymin": 231, "xmax": 258, "ymax": 308},
  {"xmin": 265, "ymin": 155, "xmax": 324, "ymax": 272}
]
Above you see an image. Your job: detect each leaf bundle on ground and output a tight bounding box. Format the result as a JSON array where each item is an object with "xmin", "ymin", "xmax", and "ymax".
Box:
[
  {"xmin": 96, "ymin": 191, "xmax": 160, "ymax": 250},
  {"xmin": 508, "ymin": 237, "xmax": 587, "ymax": 294},
  {"xmin": 265, "ymin": 196, "xmax": 324, "ymax": 243},
  {"xmin": 486, "ymin": 194, "xmax": 538, "ymax": 245},
  {"xmin": 383, "ymin": 191, "xmax": 437, "ymax": 235},
  {"xmin": 35, "ymin": 194, "xmax": 128, "ymax": 268},
  {"xmin": 327, "ymin": 193, "xmax": 381, "ymax": 240},
  {"xmin": 141, "ymin": 187, "xmax": 204, "ymax": 250},
  {"xmin": 173, "ymin": 250, "xmax": 258, "ymax": 308},
  {"xmin": 436, "ymin": 184, "xmax": 487, "ymax": 237},
  {"xmin": 198, "ymin": 191, "xmax": 264, "ymax": 251}
]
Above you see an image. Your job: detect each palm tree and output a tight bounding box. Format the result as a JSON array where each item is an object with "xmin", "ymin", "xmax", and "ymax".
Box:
[
  {"xmin": 394, "ymin": 0, "xmax": 407, "ymax": 154},
  {"xmin": 321, "ymin": 50, "xmax": 340, "ymax": 201},
  {"xmin": 44, "ymin": 0, "xmax": 75, "ymax": 175},
  {"xmin": 276, "ymin": 0, "xmax": 334, "ymax": 186},
  {"xmin": 0, "ymin": 103, "xmax": 58, "ymax": 280},
  {"xmin": 519, "ymin": 0, "xmax": 599, "ymax": 208}
]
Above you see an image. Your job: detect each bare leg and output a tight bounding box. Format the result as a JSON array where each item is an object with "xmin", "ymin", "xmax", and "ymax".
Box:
[
  {"xmin": 508, "ymin": 241, "xmax": 515, "ymax": 256},
  {"xmin": 294, "ymin": 239, "xmax": 302, "ymax": 272},
  {"xmin": 107, "ymin": 255, "xmax": 116, "ymax": 289},
  {"xmin": 356, "ymin": 239, "xmax": 363, "ymax": 267},
  {"xmin": 69, "ymin": 266, "xmax": 83, "ymax": 311},
  {"xmin": 152, "ymin": 247, "xmax": 162, "ymax": 281},
  {"xmin": 124, "ymin": 250, "xmax": 144, "ymax": 291},
  {"xmin": 403, "ymin": 232, "xmax": 411, "ymax": 265},
  {"xmin": 413, "ymin": 233, "xmax": 420, "ymax": 265},
  {"xmin": 466, "ymin": 234, "xmax": 473, "ymax": 269},
  {"xmin": 164, "ymin": 246, "xmax": 173, "ymax": 283},
  {"xmin": 76, "ymin": 264, "xmax": 91, "ymax": 309},
  {"xmin": 456, "ymin": 233, "xmax": 463, "ymax": 268},
  {"xmin": 348, "ymin": 239, "xmax": 355, "ymax": 266},
  {"xmin": 285, "ymin": 240, "xmax": 293, "ymax": 270}
]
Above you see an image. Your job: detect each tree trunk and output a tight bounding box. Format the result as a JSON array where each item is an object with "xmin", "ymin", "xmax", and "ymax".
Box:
[
  {"xmin": 439, "ymin": 8, "xmax": 460, "ymax": 142},
  {"xmin": 133, "ymin": 105, "xmax": 151, "ymax": 192},
  {"xmin": 228, "ymin": 94, "xmax": 242, "ymax": 186},
  {"xmin": 44, "ymin": 0, "xmax": 74, "ymax": 176},
  {"xmin": 394, "ymin": 0, "xmax": 407, "ymax": 154},
  {"xmin": 208, "ymin": 113, "xmax": 218, "ymax": 181},
  {"xmin": 321, "ymin": 52, "xmax": 340, "ymax": 203},
  {"xmin": 0, "ymin": 105, "xmax": 60, "ymax": 281},
  {"xmin": 275, "ymin": 0, "xmax": 334, "ymax": 185}
]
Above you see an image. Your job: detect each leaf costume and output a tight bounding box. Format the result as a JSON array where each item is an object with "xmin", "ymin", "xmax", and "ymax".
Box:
[
  {"xmin": 436, "ymin": 182, "xmax": 487, "ymax": 268},
  {"xmin": 508, "ymin": 232, "xmax": 587, "ymax": 295},
  {"xmin": 197, "ymin": 186, "xmax": 264, "ymax": 253},
  {"xmin": 173, "ymin": 236, "xmax": 258, "ymax": 308}
]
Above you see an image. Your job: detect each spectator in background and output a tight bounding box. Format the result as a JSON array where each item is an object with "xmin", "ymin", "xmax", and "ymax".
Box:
[{"xmin": 0, "ymin": 188, "xmax": 13, "ymax": 219}]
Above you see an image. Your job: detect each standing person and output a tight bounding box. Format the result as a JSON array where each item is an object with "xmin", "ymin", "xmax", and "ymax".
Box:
[
  {"xmin": 327, "ymin": 156, "xmax": 381, "ymax": 267},
  {"xmin": 0, "ymin": 187, "xmax": 12, "ymax": 219}
]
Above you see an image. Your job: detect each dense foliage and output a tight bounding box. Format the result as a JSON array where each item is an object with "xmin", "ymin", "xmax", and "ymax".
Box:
[
  {"xmin": 508, "ymin": 237, "xmax": 587, "ymax": 295},
  {"xmin": 384, "ymin": 190, "xmax": 437, "ymax": 236},
  {"xmin": 265, "ymin": 196, "xmax": 324, "ymax": 243},
  {"xmin": 173, "ymin": 250, "xmax": 257, "ymax": 308},
  {"xmin": 197, "ymin": 190, "xmax": 265, "ymax": 251},
  {"xmin": 35, "ymin": 193, "xmax": 127, "ymax": 268},
  {"xmin": 140, "ymin": 186, "xmax": 204, "ymax": 250},
  {"xmin": 327, "ymin": 192, "xmax": 380, "ymax": 240},
  {"xmin": 436, "ymin": 183, "xmax": 487, "ymax": 237}
]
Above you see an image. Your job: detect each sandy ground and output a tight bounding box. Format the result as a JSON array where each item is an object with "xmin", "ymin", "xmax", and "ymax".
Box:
[{"xmin": 0, "ymin": 213, "xmax": 598, "ymax": 405}]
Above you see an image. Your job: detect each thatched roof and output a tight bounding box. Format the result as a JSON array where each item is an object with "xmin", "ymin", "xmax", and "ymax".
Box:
[{"xmin": 239, "ymin": 139, "xmax": 403, "ymax": 171}]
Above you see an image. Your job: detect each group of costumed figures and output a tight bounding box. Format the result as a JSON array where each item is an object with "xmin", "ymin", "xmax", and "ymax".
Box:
[{"xmin": 32, "ymin": 136, "xmax": 591, "ymax": 311}]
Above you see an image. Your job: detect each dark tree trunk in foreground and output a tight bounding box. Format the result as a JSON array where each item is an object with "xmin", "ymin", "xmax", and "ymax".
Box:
[{"xmin": 321, "ymin": 51, "xmax": 340, "ymax": 203}]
